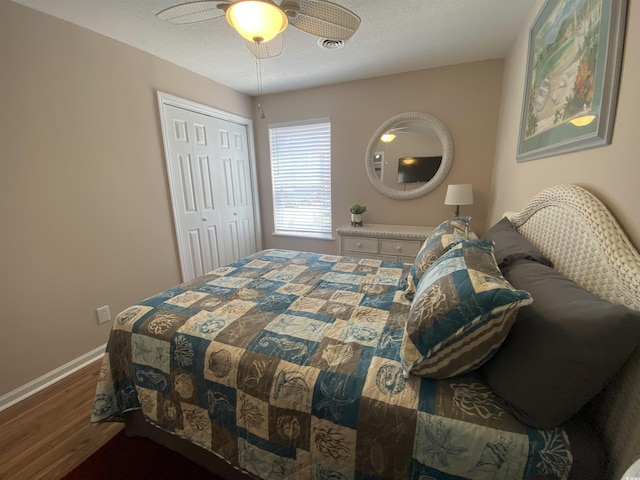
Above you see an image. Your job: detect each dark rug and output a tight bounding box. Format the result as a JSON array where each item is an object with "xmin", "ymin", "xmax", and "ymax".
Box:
[{"xmin": 63, "ymin": 430, "xmax": 221, "ymax": 479}]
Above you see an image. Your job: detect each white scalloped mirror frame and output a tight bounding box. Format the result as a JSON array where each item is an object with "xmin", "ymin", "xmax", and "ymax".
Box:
[{"xmin": 365, "ymin": 112, "xmax": 454, "ymax": 200}]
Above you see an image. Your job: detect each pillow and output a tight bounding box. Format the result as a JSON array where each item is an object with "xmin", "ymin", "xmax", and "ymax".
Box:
[
  {"xmin": 482, "ymin": 217, "xmax": 553, "ymax": 269},
  {"xmin": 404, "ymin": 216, "xmax": 472, "ymax": 300},
  {"xmin": 482, "ymin": 260, "xmax": 640, "ymax": 429},
  {"xmin": 401, "ymin": 239, "xmax": 533, "ymax": 379}
]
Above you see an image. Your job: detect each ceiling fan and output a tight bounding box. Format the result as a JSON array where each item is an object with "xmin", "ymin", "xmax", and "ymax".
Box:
[{"xmin": 156, "ymin": 0, "xmax": 361, "ymax": 59}]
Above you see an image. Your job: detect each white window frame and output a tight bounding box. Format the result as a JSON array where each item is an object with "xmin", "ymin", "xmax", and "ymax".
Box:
[{"xmin": 269, "ymin": 118, "xmax": 333, "ymax": 240}]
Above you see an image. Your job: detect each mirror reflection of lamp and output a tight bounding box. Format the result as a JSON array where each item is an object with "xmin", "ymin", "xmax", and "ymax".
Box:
[{"xmin": 380, "ymin": 133, "xmax": 396, "ymax": 143}]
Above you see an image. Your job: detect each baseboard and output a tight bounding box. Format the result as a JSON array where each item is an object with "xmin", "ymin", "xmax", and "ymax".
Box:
[{"xmin": 0, "ymin": 344, "xmax": 106, "ymax": 413}]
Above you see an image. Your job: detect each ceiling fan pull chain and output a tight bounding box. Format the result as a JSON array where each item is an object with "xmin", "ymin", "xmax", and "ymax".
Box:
[{"xmin": 256, "ymin": 55, "xmax": 266, "ymax": 119}]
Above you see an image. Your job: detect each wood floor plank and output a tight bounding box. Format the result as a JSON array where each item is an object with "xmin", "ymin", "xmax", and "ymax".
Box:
[{"xmin": 0, "ymin": 359, "xmax": 123, "ymax": 480}]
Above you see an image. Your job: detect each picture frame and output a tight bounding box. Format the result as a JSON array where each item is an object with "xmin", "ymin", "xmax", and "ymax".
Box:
[{"xmin": 516, "ymin": 0, "xmax": 628, "ymax": 162}]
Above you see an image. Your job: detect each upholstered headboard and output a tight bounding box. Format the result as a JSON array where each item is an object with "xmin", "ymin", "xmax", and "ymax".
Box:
[{"xmin": 506, "ymin": 184, "xmax": 640, "ymax": 480}]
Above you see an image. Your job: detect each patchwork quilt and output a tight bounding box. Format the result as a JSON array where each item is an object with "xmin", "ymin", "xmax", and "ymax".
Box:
[{"xmin": 91, "ymin": 249, "xmax": 572, "ymax": 480}]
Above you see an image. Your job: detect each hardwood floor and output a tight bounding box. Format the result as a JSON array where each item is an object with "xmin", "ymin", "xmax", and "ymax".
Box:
[{"xmin": 0, "ymin": 359, "xmax": 122, "ymax": 480}]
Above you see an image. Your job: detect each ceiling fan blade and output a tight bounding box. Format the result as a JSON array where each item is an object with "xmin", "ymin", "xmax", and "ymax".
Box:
[
  {"xmin": 156, "ymin": 1, "xmax": 230, "ymax": 25},
  {"xmin": 246, "ymin": 34, "xmax": 284, "ymax": 59},
  {"xmin": 279, "ymin": 0, "xmax": 360, "ymax": 40},
  {"xmin": 389, "ymin": 126, "xmax": 411, "ymax": 133}
]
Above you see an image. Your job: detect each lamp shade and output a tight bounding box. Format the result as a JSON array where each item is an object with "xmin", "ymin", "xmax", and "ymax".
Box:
[
  {"xmin": 445, "ymin": 184, "xmax": 474, "ymax": 207},
  {"xmin": 226, "ymin": 0, "xmax": 288, "ymax": 43}
]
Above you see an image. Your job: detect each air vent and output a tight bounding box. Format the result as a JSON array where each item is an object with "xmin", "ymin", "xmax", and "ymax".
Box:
[{"xmin": 318, "ymin": 38, "xmax": 346, "ymax": 50}]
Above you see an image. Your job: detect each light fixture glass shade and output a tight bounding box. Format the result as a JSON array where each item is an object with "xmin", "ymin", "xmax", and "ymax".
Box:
[
  {"xmin": 226, "ymin": 0, "xmax": 288, "ymax": 43},
  {"xmin": 444, "ymin": 184, "xmax": 473, "ymax": 215}
]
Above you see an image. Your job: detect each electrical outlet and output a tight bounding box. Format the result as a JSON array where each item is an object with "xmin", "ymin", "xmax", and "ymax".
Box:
[{"xmin": 96, "ymin": 305, "xmax": 111, "ymax": 324}]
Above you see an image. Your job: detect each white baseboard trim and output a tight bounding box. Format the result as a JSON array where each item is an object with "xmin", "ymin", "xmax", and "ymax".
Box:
[{"xmin": 0, "ymin": 343, "xmax": 106, "ymax": 413}]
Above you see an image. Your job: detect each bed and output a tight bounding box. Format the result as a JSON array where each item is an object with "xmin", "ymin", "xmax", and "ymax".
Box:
[{"xmin": 91, "ymin": 184, "xmax": 640, "ymax": 480}]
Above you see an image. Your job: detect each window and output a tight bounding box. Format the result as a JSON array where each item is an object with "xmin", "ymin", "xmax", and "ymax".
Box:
[{"xmin": 269, "ymin": 119, "xmax": 332, "ymax": 239}]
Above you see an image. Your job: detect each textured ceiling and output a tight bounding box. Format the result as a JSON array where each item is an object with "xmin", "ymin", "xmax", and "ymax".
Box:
[{"xmin": 11, "ymin": 0, "xmax": 535, "ymax": 96}]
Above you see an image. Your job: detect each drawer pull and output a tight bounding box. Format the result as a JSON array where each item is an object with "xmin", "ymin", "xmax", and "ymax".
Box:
[
  {"xmin": 397, "ymin": 246, "xmax": 402, "ymax": 251},
  {"xmin": 357, "ymin": 243, "xmax": 362, "ymax": 248}
]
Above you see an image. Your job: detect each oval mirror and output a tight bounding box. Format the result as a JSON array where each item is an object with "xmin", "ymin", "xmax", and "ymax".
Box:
[{"xmin": 365, "ymin": 112, "xmax": 454, "ymax": 200}]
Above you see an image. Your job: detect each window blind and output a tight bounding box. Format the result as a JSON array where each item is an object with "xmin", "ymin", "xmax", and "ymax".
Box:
[{"xmin": 269, "ymin": 120, "xmax": 332, "ymax": 238}]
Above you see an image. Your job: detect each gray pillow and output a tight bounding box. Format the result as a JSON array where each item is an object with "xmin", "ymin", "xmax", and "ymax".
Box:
[
  {"xmin": 482, "ymin": 260, "xmax": 640, "ymax": 429},
  {"xmin": 482, "ymin": 217, "xmax": 553, "ymax": 269}
]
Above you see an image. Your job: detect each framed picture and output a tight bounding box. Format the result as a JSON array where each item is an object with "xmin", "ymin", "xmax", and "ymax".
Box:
[{"xmin": 516, "ymin": 0, "xmax": 628, "ymax": 162}]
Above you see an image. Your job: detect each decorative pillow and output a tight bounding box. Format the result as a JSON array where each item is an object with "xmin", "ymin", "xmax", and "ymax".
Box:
[
  {"xmin": 404, "ymin": 216, "xmax": 472, "ymax": 300},
  {"xmin": 482, "ymin": 217, "xmax": 553, "ymax": 269},
  {"xmin": 482, "ymin": 260, "xmax": 640, "ymax": 429},
  {"xmin": 401, "ymin": 239, "xmax": 533, "ymax": 379}
]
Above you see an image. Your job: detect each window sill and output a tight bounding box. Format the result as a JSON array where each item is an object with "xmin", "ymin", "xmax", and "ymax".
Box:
[{"xmin": 272, "ymin": 232, "xmax": 335, "ymax": 241}]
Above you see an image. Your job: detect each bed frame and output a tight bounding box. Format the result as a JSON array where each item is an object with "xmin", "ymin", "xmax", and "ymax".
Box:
[
  {"xmin": 506, "ymin": 184, "xmax": 640, "ymax": 480},
  {"xmin": 125, "ymin": 184, "xmax": 640, "ymax": 480}
]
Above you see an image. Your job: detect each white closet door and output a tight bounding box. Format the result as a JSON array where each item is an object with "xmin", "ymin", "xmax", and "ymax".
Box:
[
  {"xmin": 160, "ymin": 102, "xmax": 258, "ymax": 281},
  {"xmin": 232, "ymin": 124, "xmax": 257, "ymax": 259},
  {"xmin": 191, "ymin": 114, "xmax": 225, "ymax": 273},
  {"xmin": 213, "ymin": 118, "xmax": 257, "ymax": 264}
]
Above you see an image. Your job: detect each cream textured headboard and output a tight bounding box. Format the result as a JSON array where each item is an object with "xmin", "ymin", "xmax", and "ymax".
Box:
[{"xmin": 506, "ymin": 184, "xmax": 640, "ymax": 480}]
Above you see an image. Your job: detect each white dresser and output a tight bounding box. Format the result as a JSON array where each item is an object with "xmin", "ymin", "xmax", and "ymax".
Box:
[{"xmin": 336, "ymin": 224, "xmax": 434, "ymax": 262}]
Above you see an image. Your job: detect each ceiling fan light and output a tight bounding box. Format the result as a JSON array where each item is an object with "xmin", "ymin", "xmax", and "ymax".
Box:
[{"xmin": 226, "ymin": 0, "xmax": 288, "ymax": 44}]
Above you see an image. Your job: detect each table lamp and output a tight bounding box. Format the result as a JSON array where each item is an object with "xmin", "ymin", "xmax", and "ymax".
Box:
[{"xmin": 444, "ymin": 184, "xmax": 473, "ymax": 216}]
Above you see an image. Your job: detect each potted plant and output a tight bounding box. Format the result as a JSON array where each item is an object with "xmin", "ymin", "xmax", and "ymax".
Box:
[{"xmin": 349, "ymin": 203, "xmax": 367, "ymax": 227}]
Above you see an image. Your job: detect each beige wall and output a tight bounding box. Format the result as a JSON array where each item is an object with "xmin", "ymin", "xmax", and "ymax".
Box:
[
  {"xmin": 252, "ymin": 60, "xmax": 505, "ymax": 254},
  {"xmin": 0, "ymin": 2, "xmax": 252, "ymax": 395},
  {"xmin": 489, "ymin": 0, "xmax": 640, "ymax": 248}
]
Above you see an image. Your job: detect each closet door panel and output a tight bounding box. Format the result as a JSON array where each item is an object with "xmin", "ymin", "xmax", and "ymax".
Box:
[{"xmin": 160, "ymin": 99, "xmax": 258, "ymax": 281}]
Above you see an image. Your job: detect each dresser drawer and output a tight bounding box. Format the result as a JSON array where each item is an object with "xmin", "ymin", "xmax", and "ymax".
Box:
[
  {"xmin": 379, "ymin": 239, "xmax": 422, "ymax": 257},
  {"xmin": 341, "ymin": 236, "xmax": 379, "ymax": 254}
]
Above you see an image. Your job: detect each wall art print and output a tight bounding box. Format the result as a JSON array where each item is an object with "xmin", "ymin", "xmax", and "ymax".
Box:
[{"xmin": 517, "ymin": 0, "xmax": 627, "ymax": 162}]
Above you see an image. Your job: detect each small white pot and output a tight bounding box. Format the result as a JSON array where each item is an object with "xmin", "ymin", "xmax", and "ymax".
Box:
[{"xmin": 351, "ymin": 213, "xmax": 363, "ymax": 226}]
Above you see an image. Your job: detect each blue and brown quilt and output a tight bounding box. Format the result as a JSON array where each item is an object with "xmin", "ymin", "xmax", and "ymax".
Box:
[{"xmin": 91, "ymin": 249, "xmax": 572, "ymax": 480}]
